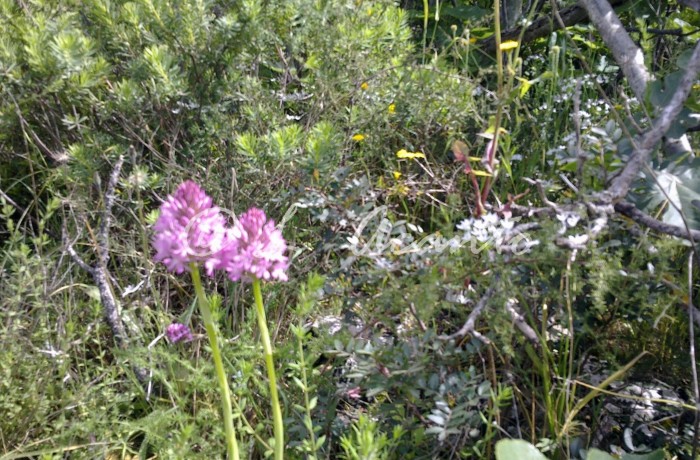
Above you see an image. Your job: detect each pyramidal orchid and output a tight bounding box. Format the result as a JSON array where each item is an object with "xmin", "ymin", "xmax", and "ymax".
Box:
[
  {"xmin": 153, "ymin": 182, "xmax": 288, "ymax": 460},
  {"xmin": 166, "ymin": 322, "xmax": 193, "ymax": 343},
  {"xmin": 220, "ymin": 207, "xmax": 287, "ymax": 460},
  {"xmin": 221, "ymin": 207, "xmax": 288, "ymax": 282},
  {"xmin": 152, "ymin": 181, "xmax": 241, "ymax": 460},
  {"xmin": 152, "ymin": 180, "xmax": 234, "ymax": 275}
]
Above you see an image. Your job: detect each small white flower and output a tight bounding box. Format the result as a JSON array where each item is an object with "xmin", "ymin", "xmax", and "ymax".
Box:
[
  {"xmin": 556, "ymin": 212, "xmax": 580, "ymax": 229},
  {"xmin": 474, "ymin": 228, "xmax": 490, "ymax": 242},
  {"xmin": 457, "ymin": 219, "xmax": 473, "ymax": 232},
  {"xmin": 482, "ymin": 213, "xmax": 499, "ymax": 226},
  {"xmin": 448, "ymin": 237, "xmax": 462, "ymax": 250},
  {"xmin": 567, "ymin": 234, "xmax": 588, "ymax": 246},
  {"xmin": 389, "ymin": 238, "xmax": 403, "ymax": 249}
]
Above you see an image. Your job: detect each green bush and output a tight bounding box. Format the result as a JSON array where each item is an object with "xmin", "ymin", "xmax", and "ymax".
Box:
[{"xmin": 1, "ymin": 0, "xmax": 697, "ymax": 458}]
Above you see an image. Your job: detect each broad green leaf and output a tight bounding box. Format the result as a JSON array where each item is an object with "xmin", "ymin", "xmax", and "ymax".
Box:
[
  {"xmin": 586, "ymin": 449, "xmax": 615, "ymax": 460},
  {"xmin": 621, "ymin": 449, "xmax": 666, "ymax": 460},
  {"xmin": 633, "ymin": 156, "xmax": 700, "ymax": 230},
  {"xmin": 495, "ymin": 439, "xmax": 549, "ymax": 460}
]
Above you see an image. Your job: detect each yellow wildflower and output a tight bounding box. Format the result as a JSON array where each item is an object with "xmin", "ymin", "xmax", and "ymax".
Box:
[
  {"xmin": 360, "ymin": 82, "xmax": 369, "ymax": 90},
  {"xmin": 352, "ymin": 134, "xmax": 365, "ymax": 142},
  {"xmin": 500, "ymin": 40, "xmax": 518, "ymax": 51},
  {"xmin": 388, "ymin": 103, "xmax": 396, "ymax": 114},
  {"xmin": 396, "ymin": 184, "xmax": 409, "ymax": 195},
  {"xmin": 396, "ymin": 149, "xmax": 425, "ymax": 160},
  {"xmin": 393, "ymin": 171, "xmax": 402, "ymax": 180}
]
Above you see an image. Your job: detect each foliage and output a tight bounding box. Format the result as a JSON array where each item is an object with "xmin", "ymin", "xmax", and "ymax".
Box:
[
  {"xmin": 1, "ymin": 0, "xmax": 699, "ymax": 458},
  {"xmin": 495, "ymin": 439, "xmax": 665, "ymax": 460}
]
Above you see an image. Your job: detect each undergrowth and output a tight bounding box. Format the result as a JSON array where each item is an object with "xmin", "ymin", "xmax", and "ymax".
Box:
[{"xmin": 1, "ymin": 0, "xmax": 699, "ymax": 458}]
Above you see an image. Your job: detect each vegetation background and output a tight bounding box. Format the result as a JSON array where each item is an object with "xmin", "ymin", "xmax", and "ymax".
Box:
[{"xmin": 1, "ymin": 0, "xmax": 699, "ymax": 458}]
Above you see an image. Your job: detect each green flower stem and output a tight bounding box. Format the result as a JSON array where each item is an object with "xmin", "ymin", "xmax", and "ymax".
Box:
[
  {"xmin": 252, "ymin": 278, "xmax": 284, "ymax": 460},
  {"xmin": 190, "ymin": 263, "xmax": 240, "ymax": 460}
]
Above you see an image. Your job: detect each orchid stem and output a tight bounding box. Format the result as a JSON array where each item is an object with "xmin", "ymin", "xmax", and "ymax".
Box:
[
  {"xmin": 253, "ymin": 278, "xmax": 284, "ymax": 460},
  {"xmin": 191, "ymin": 263, "xmax": 240, "ymax": 460}
]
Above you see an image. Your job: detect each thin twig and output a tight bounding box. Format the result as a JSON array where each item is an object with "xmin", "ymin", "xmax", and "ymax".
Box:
[
  {"xmin": 63, "ymin": 155, "xmax": 150, "ymax": 386},
  {"xmin": 478, "ymin": 0, "xmax": 630, "ymax": 52},
  {"xmin": 93, "ymin": 155, "xmax": 128, "ymax": 346},
  {"xmin": 408, "ymin": 302, "xmax": 427, "ymax": 332},
  {"xmin": 523, "ymin": 178, "xmax": 559, "ymax": 209},
  {"xmin": 578, "ymin": 0, "xmax": 652, "ymax": 101},
  {"xmin": 439, "ymin": 285, "xmax": 496, "ymax": 343},
  {"xmin": 614, "ymin": 201, "xmax": 700, "ymax": 241},
  {"xmin": 63, "ymin": 226, "xmax": 94, "ymax": 276},
  {"xmin": 688, "ymin": 255, "xmax": 700, "ymax": 458},
  {"xmin": 504, "ymin": 299, "xmax": 540, "ymax": 345}
]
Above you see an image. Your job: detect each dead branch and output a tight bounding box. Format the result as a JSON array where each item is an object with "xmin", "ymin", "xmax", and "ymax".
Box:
[
  {"xmin": 63, "ymin": 155, "xmax": 150, "ymax": 385},
  {"xmin": 479, "ymin": 0, "xmax": 628, "ymax": 53},
  {"xmin": 439, "ymin": 285, "xmax": 496, "ymax": 344},
  {"xmin": 505, "ymin": 299, "xmax": 540, "ymax": 345},
  {"xmin": 615, "ymin": 201, "xmax": 700, "ymax": 240},
  {"xmin": 578, "ymin": 0, "xmax": 651, "ymax": 102}
]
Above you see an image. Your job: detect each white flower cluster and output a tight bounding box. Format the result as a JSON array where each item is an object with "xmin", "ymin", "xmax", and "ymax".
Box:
[
  {"xmin": 340, "ymin": 208, "xmax": 540, "ymax": 272},
  {"xmin": 456, "ymin": 212, "xmax": 538, "ymax": 254}
]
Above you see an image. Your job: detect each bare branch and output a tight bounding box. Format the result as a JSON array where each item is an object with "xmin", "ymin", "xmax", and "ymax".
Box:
[
  {"xmin": 505, "ymin": 299, "xmax": 540, "ymax": 345},
  {"xmin": 408, "ymin": 302, "xmax": 427, "ymax": 332},
  {"xmin": 510, "ymin": 203, "xmax": 556, "ymax": 217},
  {"xmin": 523, "ymin": 178, "xmax": 559, "ymax": 209},
  {"xmin": 92, "ymin": 156, "xmax": 130, "ymax": 349},
  {"xmin": 688, "ymin": 255, "xmax": 700, "ymax": 457},
  {"xmin": 439, "ymin": 285, "xmax": 496, "ymax": 343},
  {"xmin": 98, "ymin": 155, "xmax": 125, "ymax": 267},
  {"xmin": 578, "ymin": 0, "xmax": 651, "ymax": 102},
  {"xmin": 63, "ymin": 225, "xmax": 95, "ymax": 276},
  {"xmin": 614, "ymin": 201, "xmax": 700, "ymax": 240},
  {"xmin": 479, "ymin": 0, "xmax": 628, "ymax": 53},
  {"xmin": 62, "ymin": 156, "xmax": 150, "ymax": 386}
]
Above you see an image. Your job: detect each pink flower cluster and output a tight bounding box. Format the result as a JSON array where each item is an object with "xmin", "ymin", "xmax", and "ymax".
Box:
[
  {"xmin": 152, "ymin": 181, "xmax": 288, "ymax": 282},
  {"xmin": 166, "ymin": 322, "xmax": 193, "ymax": 343}
]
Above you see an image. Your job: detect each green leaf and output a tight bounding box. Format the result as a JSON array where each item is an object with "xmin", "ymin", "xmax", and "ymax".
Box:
[
  {"xmin": 633, "ymin": 156, "xmax": 700, "ymax": 230},
  {"xmin": 648, "ymin": 70, "xmax": 684, "ymax": 108},
  {"xmin": 292, "ymin": 376, "xmax": 306, "ymax": 390},
  {"xmin": 495, "ymin": 440, "xmax": 549, "ymax": 460},
  {"xmin": 587, "ymin": 449, "xmax": 666, "ymax": 460},
  {"xmin": 621, "ymin": 449, "xmax": 666, "ymax": 460},
  {"xmin": 586, "ymin": 449, "xmax": 615, "ymax": 460},
  {"xmin": 437, "ymin": 5, "xmax": 489, "ymax": 20}
]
